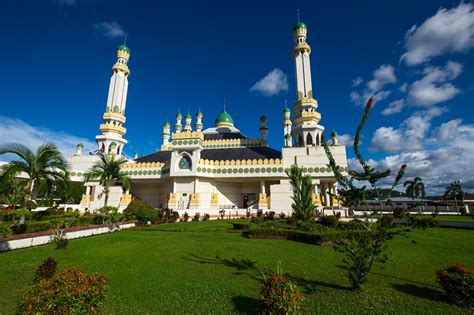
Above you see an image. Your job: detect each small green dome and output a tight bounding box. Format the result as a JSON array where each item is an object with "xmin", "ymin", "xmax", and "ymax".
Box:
[
  {"xmin": 76, "ymin": 143, "xmax": 84, "ymax": 148},
  {"xmin": 185, "ymin": 113, "xmax": 192, "ymax": 119},
  {"xmin": 176, "ymin": 111, "xmax": 182, "ymax": 119},
  {"xmin": 260, "ymin": 116, "xmax": 267, "ymax": 122},
  {"xmin": 292, "ymin": 22, "xmax": 307, "ymax": 32},
  {"xmin": 163, "ymin": 122, "xmax": 170, "ymax": 128},
  {"xmin": 215, "ymin": 111, "xmax": 234, "ymax": 127},
  {"xmin": 331, "ymin": 130, "xmax": 338, "ymax": 137},
  {"xmin": 282, "ymin": 107, "xmax": 291, "ymax": 113},
  {"xmin": 110, "ymin": 141, "xmax": 117, "ymax": 147},
  {"xmin": 117, "ymin": 45, "xmax": 130, "ymax": 54},
  {"xmin": 285, "ymin": 134, "xmax": 292, "ymax": 139},
  {"xmin": 196, "ymin": 111, "xmax": 203, "ymax": 118}
]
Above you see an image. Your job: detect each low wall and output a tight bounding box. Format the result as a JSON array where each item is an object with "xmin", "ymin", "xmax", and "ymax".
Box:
[{"xmin": 0, "ymin": 222, "xmax": 136, "ymax": 252}]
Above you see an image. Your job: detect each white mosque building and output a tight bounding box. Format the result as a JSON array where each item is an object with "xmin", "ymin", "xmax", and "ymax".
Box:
[{"xmin": 68, "ymin": 21, "xmax": 348, "ymax": 217}]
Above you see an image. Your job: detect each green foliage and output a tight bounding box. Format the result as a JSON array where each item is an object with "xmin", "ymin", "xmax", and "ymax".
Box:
[
  {"xmin": 34, "ymin": 257, "xmax": 57, "ymax": 282},
  {"xmin": 264, "ymin": 211, "xmax": 276, "ymax": 221},
  {"xmin": 0, "ymin": 143, "xmax": 68, "ymax": 206},
  {"xmin": 18, "ymin": 267, "xmax": 109, "ymax": 314},
  {"xmin": 202, "ymin": 213, "xmax": 210, "ymax": 221},
  {"xmin": 285, "ymin": 165, "xmax": 315, "ymax": 221},
  {"xmin": 123, "ymin": 200, "xmax": 157, "ymax": 224},
  {"xmin": 96, "ymin": 206, "xmax": 123, "ymax": 226},
  {"xmin": 260, "ymin": 263, "xmax": 304, "ymax": 314},
  {"xmin": 404, "ymin": 177, "xmax": 426, "ymax": 200},
  {"xmin": 279, "ymin": 212, "xmax": 286, "ymax": 220},
  {"xmin": 436, "ymin": 263, "xmax": 473, "ymax": 308},
  {"xmin": 183, "ymin": 212, "xmax": 189, "ymax": 222},
  {"xmin": 444, "ymin": 180, "xmax": 465, "ymax": 214},
  {"xmin": 83, "ymin": 153, "xmax": 131, "ymax": 207},
  {"xmin": 1, "ymin": 208, "xmax": 32, "ymax": 222},
  {"xmin": 50, "ymin": 212, "xmax": 78, "ymax": 250},
  {"xmin": 335, "ymin": 225, "xmax": 391, "ymax": 290},
  {"xmin": 192, "ymin": 212, "xmax": 201, "ymax": 222},
  {"xmin": 318, "ymin": 215, "xmax": 339, "ymax": 227}
]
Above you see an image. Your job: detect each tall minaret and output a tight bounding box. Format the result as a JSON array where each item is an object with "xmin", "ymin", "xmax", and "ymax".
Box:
[
  {"xmin": 282, "ymin": 106, "xmax": 292, "ymax": 147},
  {"xmin": 259, "ymin": 116, "xmax": 269, "ymax": 144},
  {"xmin": 162, "ymin": 122, "xmax": 171, "ymax": 149},
  {"xmin": 290, "ymin": 22, "xmax": 324, "ymax": 147},
  {"xmin": 174, "ymin": 111, "xmax": 183, "ymax": 133},
  {"xmin": 195, "ymin": 110, "xmax": 203, "ymax": 132},
  {"xmin": 183, "ymin": 113, "xmax": 192, "ymax": 132},
  {"xmin": 96, "ymin": 44, "xmax": 131, "ymax": 155}
]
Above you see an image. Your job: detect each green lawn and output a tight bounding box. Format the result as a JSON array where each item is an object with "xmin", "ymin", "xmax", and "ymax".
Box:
[
  {"xmin": 432, "ymin": 215, "xmax": 474, "ymax": 222},
  {"xmin": 0, "ymin": 220, "xmax": 473, "ymax": 314}
]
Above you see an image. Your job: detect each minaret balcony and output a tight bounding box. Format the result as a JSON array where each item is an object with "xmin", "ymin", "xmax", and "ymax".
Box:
[
  {"xmin": 100, "ymin": 123, "xmax": 127, "ymax": 136},
  {"xmin": 103, "ymin": 112, "xmax": 126, "ymax": 123},
  {"xmin": 112, "ymin": 63, "xmax": 130, "ymax": 76}
]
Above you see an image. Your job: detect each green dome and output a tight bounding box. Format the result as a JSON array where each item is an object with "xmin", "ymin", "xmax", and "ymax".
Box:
[
  {"xmin": 282, "ymin": 107, "xmax": 291, "ymax": 113},
  {"xmin": 176, "ymin": 111, "xmax": 182, "ymax": 119},
  {"xmin": 117, "ymin": 45, "xmax": 130, "ymax": 54},
  {"xmin": 196, "ymin": 111, "xmax": 203, "ymax": 118},
  {"xmin": 260, "ymin": 115, "xmax": 267, "ymax": 122},
  {"xmin": 215, "ymin": 111, "xmax": 234, "ymax": 127},
  {"xmin": 331, "ymin": 130, "xmax": 338, "ymax": 137},
  {"xmin": 163, "ymin": 122, "xmax": 170, "ymax": 128},
  {"xmin": 292, "ymin": 22, "xmax": 307, "ymax": 32},
  {"xmin": 110, "ymin": 141, "xmax": 117, "ymax": 147},
  {"xmin": 76, "ymin": 143, "xmax": 84, "ymax": 148},
  {"xmin": 285, "ymin": 134, "xmax": 292, "ymax": 139},
  {"xmin": 185, "ymin": 113, "xmax": 192, "ymax": 119}
]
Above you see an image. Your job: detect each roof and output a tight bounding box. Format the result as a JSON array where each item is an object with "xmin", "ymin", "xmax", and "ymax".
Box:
[
  {"xmin": 136, "ymin": 147, "xmax": 282, "ymax": 164},
  {"xmin": 201, "ymin": 147, "xmax": 281, "ymax": 161},
  {"xmin": 292, "ymin": 22, "xmax": 307, "ymax": 32},
  {"xmin": 215, "ymin": 112, "xmax": 234, "ymax": 127},
  {"xmin": 203, "ymin": 132, "xmax": 246, "ymax": 140},
  {"xmin": 117, "ymin": 45, "xmax": 130, "ymax": 54}
]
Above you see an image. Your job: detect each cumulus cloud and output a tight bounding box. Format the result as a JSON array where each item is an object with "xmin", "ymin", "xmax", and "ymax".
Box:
[
  {"xmin": 408, "ymin": 61, "xmax": 462, "ymax": 106},
  {"xmin": 382, "ymin": 99, "xmax": 405, "ymax": 115},
  {"xmin": 352, "ymin": 77, "xmax": 363, "ymax": 87},
  {"xmin": 401, "ymin": 3, "xmax": 474, "ymax": 65},
  {"xmin": 94, "ymin": 21, "xmax": 126, "ymax": 39},
  {"xmin": 337, "ymin": 134, "xmax": 356, "ymax": 146},
  {"xmin": 431, "ymin": 119, "xmax": 474, "ymax": 142},
  {"xmin": 350, "ymin": 64, "xmax": 397, "ymax": 106},
  {"xmin": 250, "ymin": 68, "xmax": 288, "ymax": 96},
  {"xmin": 0, "ymin": 116, "xmax": 96, "ymax": 161}
]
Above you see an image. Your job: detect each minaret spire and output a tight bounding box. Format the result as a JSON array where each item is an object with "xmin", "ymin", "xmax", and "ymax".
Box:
[{"xmin": 95, "ymin": 44, "xmax": 131, "ymax": 155}]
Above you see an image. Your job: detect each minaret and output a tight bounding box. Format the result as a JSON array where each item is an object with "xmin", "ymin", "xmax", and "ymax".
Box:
[
  {"xmin": 259, "ymin": 116, "xmax": 269, "ymax": 144},
  {"xmin": 290, "ymin": 21, "xmax": 324, "ymax": 147},
  {"xmin": 282, "ymin": 107, "xmax": 292, "ymax": 147},
  {"xmin": 162, "ymin": 121, "xmax": 171, "ymax": 149},
  {"xmin": 183, "ymin": 113, "xmax": 192, "ymax": 132},
  {"xmin": 195, "ymin": 110, "xmax": 203, "ymax": 132},
  {"xmin": 96, "ymin": 44, "xmax": 131, "ymax": 155},
  {"xmin": 331, "ymin": 130, "xmax": 339, "ymax": 146},
  {"xmin": 174, "ymin": 111, "xmax": 183, "ymax": 133}
]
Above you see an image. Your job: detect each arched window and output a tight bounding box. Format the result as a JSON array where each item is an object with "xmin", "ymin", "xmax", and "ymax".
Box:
[
  {"xmin": 101, "ymin": 143, "xmax": 105, "ymax": 153},
  {"xmin": 316, "ymin": 134, "xmax": 320, "ymax": 146},
  {"xmin": 306, "ymin": 133, "xmax": 313, "ymax": 145},
  {"xmin": 178, "ymin": 155, "xmax": 192, "ymax": 170}
]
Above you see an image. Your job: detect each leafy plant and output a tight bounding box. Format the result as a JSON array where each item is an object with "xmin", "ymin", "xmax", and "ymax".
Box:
[
  {"xmin": 318, "ymin": 215, "xmax": 339, "ymax": 227},
  {"xmin": 183, "ymin": 212, "xmax": 189, "ymax": 222},
  {"xmin": 192, "ymin": 212, "xmax": 201, "ymax": 222},
  {"xmin": 83, "ymin": 153, "xmax": 131, "ymax": 207},
  {"xmin": 264, "ymin": 211, "xmax": 276, "ymax": 221},
  {"xmin": 202, "ymin": 213, "xmax": 210, "ymax": 221},
  {"xmin": 285, "ymin": 165, "xmax": 315, "ymax": 222},
  {"xmin": 260, "ymin": 263, "xmax": 304, "ymax": 314},
  {"xmin": 279, "ymin": 212, "xmax": 286, "ymax": 220},
  {"xmin": 436, "ymin": 263, "xmax": 473, "ymax": 307},
  {"xmin": 123, "ymin": 200, "xmax": 157, "ymax": 224},
  {"xmin": 96, "ymin": 206, "xmax": 123, "ymax": 227},
  {"xmin": 404, "ymin": 177, "xmax": 425, "ymax": 212},
  {"xmin": 219, "ymin": 209, "xmax": 226, "ymax": 220},
  {"xmin": 35, "ymin": 257, "xmax": 58, "ymax": 282},
  {"xmin": 444, "ymin": 180, "xmax": 465, "ymax": 214},
  {"xmin": 18, "ymin": 267, "xmax": 109, "ymax": 314},
  {"xmin": 51, "ymin": 213, "xmax": 78, "ymax": 250}
]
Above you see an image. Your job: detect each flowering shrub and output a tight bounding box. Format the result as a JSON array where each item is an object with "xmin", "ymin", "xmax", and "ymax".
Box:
[
  {"xmin": 436, "ymin": 263, "xmax": 473, "ymax": 307},
  {"xmin": 35, "ymin": 257, "xmax": 57, "ymax": 282},
  {"xmin": 260, "ymin": 265, "xmax": 304, "ymax": 314},
  {"xmin": 18, "ymin": 267, "xmax": 109, "ymax": 314},
  {"xmin": 123, "ymin": 200, "xmax": 157, "ymax": 224}
]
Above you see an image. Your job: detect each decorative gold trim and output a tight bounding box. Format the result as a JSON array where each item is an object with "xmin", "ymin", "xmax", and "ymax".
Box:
[
  {"xmin": 197, "ymin": 158, "xmax": 282, "ymax": 166},
  {"xmin": 172, "ymin": 131, "xmax": 204, "ymax": 141},
  {"xmin": 259, "ymin": 193, "xmax": 268, "ymax": 206},
  {"xmin": 190, "ymin": 193, "xmax": 200, "ymax": 206},
  {"xmin": 119, "ymin": 193, "xmax": 132, "ymax": 206},
  {"xmin": 99, "ymin": 123, "xmax": 126, "ymax": 136},
  {"xmin": 80, "ymin": 194, "xmax": 91, "ymax": 205},
  {"xmin": 103, "ymin": 112, "xmax": 126, "ymax": 123},
  {"xmin": 210, "ymin": 193, "xmax": 218, "ymax": 206}
]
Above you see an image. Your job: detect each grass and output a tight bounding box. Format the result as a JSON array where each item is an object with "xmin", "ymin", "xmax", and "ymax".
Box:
[
  {"xmin": 0, "ymin": 220, "xmax": 473, "ymax": 314},
  {"xmin": 430, "ymin": 215, "xmax": 474, "ymax": 222}
]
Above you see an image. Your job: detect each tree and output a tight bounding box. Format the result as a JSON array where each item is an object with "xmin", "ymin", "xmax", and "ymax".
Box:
[
  {"xmin": 0, "ymin": 143, "xmax": 68, "ymax": 206},
  {"xmin": 444, "ymin": 180, "xmax": 464, "ymax": 214},
  {"xmin": 404, "ymin": 177, "xmax": 426, "ymax": 211},
  {"xmin": 83, "ymin": 153, "xmax": 131, "ymax": 207},
  {"xmin": 285, "ymin": 165, "xmax": 315, "ymax": 221}
]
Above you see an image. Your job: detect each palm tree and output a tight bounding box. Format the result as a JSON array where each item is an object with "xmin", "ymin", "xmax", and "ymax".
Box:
[
  {"xmin": 83, "ymin": 153, "xmax": 131, "ymax": 207},
  {"xmin": 404, "ymin": 177, "xmax": 425, "ymax": 211},
  {"xmin": 443, "ymin": 180, "xmax": 464, "ymax": 214},
  {"xmin": 286, "ymin": 165, "xmax": 315, "ymax": 221},
  {"xmin": 0, "ymin": 143, "xmax": 68, "ymax": 206}
]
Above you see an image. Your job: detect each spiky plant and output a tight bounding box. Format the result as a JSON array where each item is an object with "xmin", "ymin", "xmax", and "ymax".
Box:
[
  {"xmin": 404, "ymin": 177, "xmax": 425, "ymax": 211},
  {"xmin": 0, "ymin": 143, "xmax": 68, "ymax": 206},
  {"xmin": 83, "ymin": 153, "xmax": 131, "ymax": 207},
  {"xmin": 444, "ymin": 180, "xmax": 464, "ymax": 214},
  {"xmin": 285, "ymin": 165, "xmax": 316, "ymax": 221}
]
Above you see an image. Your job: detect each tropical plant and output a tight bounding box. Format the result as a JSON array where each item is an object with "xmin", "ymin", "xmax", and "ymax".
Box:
[
  {"xmin": 404, "ymin": 177, "xmax": 425, "ymax": 210},
  {"xmin": 436, "ymin": 263, "xmax": 473, "ymax": 307},
  {"xmin": 35, "ymin": 257, "xmax": 58, "ymax": 282},
  {"xmin": 285, "ymin": 165, "xmax": 315, "ymax": 221},
  {"xmin": 0, "ymin": 143, "xmax": 68, "ymax": 206},
  {"xmin": 0, "ymin": 177, "xmax": 28, "ymax": 209},
  {"xmin": 444, "ymin": 180, "xmax": 464, "ymax": 214},
  {"xmin": 83, "ymin": 153, "xmax": 131, "ymax": 207}
]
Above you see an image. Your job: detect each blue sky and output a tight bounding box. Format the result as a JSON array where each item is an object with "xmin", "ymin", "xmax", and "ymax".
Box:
[{"xmin": 1, "ymin": 0, "xmax": 473, "ymax": 193}]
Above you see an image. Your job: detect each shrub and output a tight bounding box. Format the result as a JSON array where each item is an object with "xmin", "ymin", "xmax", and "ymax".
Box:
[
  {"xmin": 96, "ymin": 206, "xmax": 123, "ymax": 226},
  {"xmin": 279, "ymin": 212, "xmax": 286, "ymax": 220},
  {"xmin": 392, "ymin": 207, "xmax": 409, "ymax": 219},
  {"xmin": 183, "ymin": 212, "xmax": 189, "ymax": 222},
  {"xmin": 25, "ymin": 221, "xmax": 53, "ymax": 233},
  {"xmin": 0, "ymin": 222, "xmax": 14, "ymax": 238},
  {"xmin": 123, "ymin": 200, "xmax": 157, "ymax": 224},
  {"xmin": 264, "ymin": 211, "xmax": 276, "ymax": 221},
  {"xmin": 18, "ymin": 267, "xmax": 109, "ymax": 314},
  {"xmin": 219, "ymin": 209, "xmax": 226, "ymax": 220},
  {"xmin": 35, "ymin": 257, "xmax": 57, "ymax": 282},
  {"xmin": 436, "ymin": 263, "xmax": 473, "ymax": 307},
  {"xmin": 203, "ymin": 213, "xmax": 210, "ymax": 221},
  {"xmin": 192, "ymin": 212, "xmax": 201, "ymax": 222},
  {"xmin": 413, "ymin": 217, "xmax": 438, "ymax": 228},
  {"xmin": 260, "ymin": 264, "xmax": 304, "ymax": 314},
  {"xmin": 2, "ymin": 209, "xmax": 32, "ymax": 223},
  {"xmin": 319, "ymin": 215, "xmax": 339, "ymax": 227}
]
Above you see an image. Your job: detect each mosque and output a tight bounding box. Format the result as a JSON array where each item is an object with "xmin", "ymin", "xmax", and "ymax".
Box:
[{"xmin": 68, "ymin": 21, "xmax": 348, "ymax": 216}]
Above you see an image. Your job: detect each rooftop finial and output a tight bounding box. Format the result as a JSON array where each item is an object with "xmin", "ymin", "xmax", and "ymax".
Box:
[
  {"xmin": 123, "ymin": 34, "xmax": 127, "ymax": 46},
  {"xmin": 285, "ymin": 99, "xmax": 288, "ymax": 107},
  {"xmin": 223, "ymin": 98, "xmax": 227, "ymax": 112},
  {"xmin": 297, "ymin": 8, "xmax": 300, "ymax": 22}
]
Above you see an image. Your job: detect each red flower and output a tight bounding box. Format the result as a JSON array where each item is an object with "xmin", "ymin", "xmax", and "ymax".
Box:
[{"xmin": 366, "ymin": 97, "xmax": 374, "ymax": 109}]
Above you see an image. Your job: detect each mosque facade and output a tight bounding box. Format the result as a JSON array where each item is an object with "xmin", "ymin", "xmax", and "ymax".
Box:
[{"xmin": 68, "ymin": 22, "xmax": 348, "ymax": 217}]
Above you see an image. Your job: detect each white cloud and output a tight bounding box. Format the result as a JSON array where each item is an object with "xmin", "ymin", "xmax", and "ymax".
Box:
[
  {"xmin": 0, "ymin": 116, "xmax": 96, "ymax": 162},
  {"xmin": 53, "ymin": 0, "xmax": 76, "ymax": 5},
  {"xmin": 399, "ymin": 82, "xmax": 408, "ymax": 93},
  {"xmin": 401, "ymin": 3, "xmax": 474, "ymax": 65},
  {"xmin": 337, "ymin": 133, "xmax": 356, "ymax": 146},
  {"xmin": 350, "ymin": 64, "xmax": 397, "ymax": 106},
  {"xmin": 370, "ymin": 106, "xmax": 446, "ymax": 153},
  {"xmin": 431, "ymin": 119, "xmax": 474, "ymax": 142},
  {"xmin": 94, "ymin": 21, "xmax": 126, "ymax": 39},
  {"xmin": 250, "ymin": 68, "xmax": 288, "ymax": 96},
  {"xmin": 382, "ymin": 99, "xmax": 405, "ymax": 115},
  {"xmin": 352, "ymin": 77, "xmax": 363, "ymax": 87},
  {"xmin": 408, "ymin": 61, "xmax": 462, "ymax": 106}
]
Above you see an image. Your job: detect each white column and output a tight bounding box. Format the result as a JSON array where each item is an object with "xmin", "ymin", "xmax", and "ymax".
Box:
[{"xmin": 324, "ymin": 182, "xmax": 330, "ymax": 207}]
